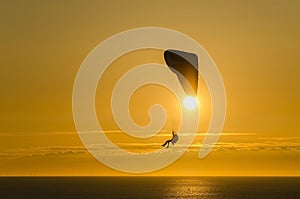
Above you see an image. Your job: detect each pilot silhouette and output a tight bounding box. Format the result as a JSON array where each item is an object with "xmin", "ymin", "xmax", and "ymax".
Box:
[{"xmin": 161, "ymin": 130, "xmax": 178, "ymax": 148}]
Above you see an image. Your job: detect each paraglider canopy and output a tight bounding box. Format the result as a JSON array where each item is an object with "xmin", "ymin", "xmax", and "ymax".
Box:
[{"xmin": 164, "ymin": 49, "xmax": 198, "ymax": 96}]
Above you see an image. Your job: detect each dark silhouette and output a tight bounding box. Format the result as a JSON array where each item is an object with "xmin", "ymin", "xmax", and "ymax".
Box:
[
  {"xmin": 161, "ymin": 130, "xmax": 178, "ymax": 148},
  {"xmin": 164, "ymin": 49, "xmax": 198, "ymax": 96}
]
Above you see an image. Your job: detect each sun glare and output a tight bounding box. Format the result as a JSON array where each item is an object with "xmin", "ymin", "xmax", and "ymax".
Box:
[{"xmin": 183, "ymin": 96, "xmax": 198, "ymax": 110}]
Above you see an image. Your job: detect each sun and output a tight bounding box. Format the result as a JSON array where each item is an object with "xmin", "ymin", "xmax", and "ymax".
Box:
[{"xmin": 183, "ymin": 96, "xmax": 198, "ymax": 110}]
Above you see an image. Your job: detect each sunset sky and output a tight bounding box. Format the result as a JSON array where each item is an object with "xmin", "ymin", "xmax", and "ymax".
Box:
[{"xmin": 0, "ymin": 0, "xmax": 299, "ymax": 176}]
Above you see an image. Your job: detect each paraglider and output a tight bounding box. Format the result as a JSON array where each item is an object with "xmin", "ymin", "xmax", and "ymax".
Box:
[
  {"xmin": 161, "ymin": 50, "xmax": 199, "ymax": 148},
  {"xmin": 161, "ymin": 130, "xmax": 178, "ymax": 148},
  {"xmin": 164, "ymin": 49, "xmax": 198, "ymax": 96}
]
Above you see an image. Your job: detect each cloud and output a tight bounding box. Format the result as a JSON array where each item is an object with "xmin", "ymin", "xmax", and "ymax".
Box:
[
  {"xmin": 0, "ymin": 146, "xmax": 88, "ymax": 158},
  {"xmin": 197, "ymin": 136, "xmax": 300, "ymax": 152},
  {"xmin": 0, "ymin": 131, "xmax": 256, "ymax": 137},
  {"xmin": 0, "ymin": 131, "xmax": 299, "ymax": 159}
]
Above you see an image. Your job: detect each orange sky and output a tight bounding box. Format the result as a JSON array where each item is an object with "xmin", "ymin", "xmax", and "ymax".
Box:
[{"xmin": 0, "ymin": 0, "xmax": 299, "ymax": 176}]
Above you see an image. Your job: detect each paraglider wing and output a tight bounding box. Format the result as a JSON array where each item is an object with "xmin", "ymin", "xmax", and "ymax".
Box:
[{"xmin": 164, "ymin": 49, "xmax": 198, "ymax": 96}]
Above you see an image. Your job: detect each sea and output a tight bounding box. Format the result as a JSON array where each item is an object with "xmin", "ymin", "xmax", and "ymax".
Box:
[{"xmin": 0, "ymin": 177, "xmax": 299, "ymax": 199}]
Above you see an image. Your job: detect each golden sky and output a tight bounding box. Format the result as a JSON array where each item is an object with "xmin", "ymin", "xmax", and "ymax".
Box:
[{"xmin": 0, "ymin": 0, "xmax": 299, "ymax": 176}]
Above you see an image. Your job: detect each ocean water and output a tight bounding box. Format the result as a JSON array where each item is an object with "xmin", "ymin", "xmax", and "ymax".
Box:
[{"xmin": 0, "ymin": 177, "xmax": 299, "ymax": 199}]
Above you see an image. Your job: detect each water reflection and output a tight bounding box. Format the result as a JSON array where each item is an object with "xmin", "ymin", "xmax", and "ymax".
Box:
[{"xmin": 161, "ymin": 177, "xmax": 214, "ymax": 198}]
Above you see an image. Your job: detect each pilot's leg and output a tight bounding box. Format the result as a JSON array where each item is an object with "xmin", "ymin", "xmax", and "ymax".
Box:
[{"xmin": 161, "ymin": 141, "xmax": 168, "ymax": 147}]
